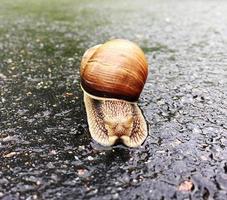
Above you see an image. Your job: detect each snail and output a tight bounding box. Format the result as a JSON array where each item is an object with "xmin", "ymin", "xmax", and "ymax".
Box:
[{"xmin": 80, "ymin": 39, "xmax": 148, "ymax": 147}]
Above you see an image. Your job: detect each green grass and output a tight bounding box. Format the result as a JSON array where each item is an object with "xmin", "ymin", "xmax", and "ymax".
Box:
[
  {"xmin": 0, "ymin": 0, "xmax": 84, "ymax": 21},
  {"xmin": 0, "ymin": 0, "xmax": 110, "ymax": 57}
]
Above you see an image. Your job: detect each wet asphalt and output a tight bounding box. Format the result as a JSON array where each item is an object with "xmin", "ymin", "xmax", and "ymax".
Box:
[{"xmin": 0, "ymin": 0, "xmax": 227, "ymax": 199}]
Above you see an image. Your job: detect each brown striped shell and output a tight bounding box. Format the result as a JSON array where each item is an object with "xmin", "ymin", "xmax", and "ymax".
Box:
[{"xmin": 80, "ymin": 39, "xmax": 148, "ymax": 102}]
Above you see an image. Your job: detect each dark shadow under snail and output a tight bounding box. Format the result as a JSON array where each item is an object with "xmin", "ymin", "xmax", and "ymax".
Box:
[{"xmin": 80, "ymin": 39, "xmax": 148, "ymax": 147}]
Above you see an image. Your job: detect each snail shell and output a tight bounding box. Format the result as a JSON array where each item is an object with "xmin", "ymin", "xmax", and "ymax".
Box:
[
  {"xmin": 81, "ymin": 39, "xmax": 148, "ymax": 102},
  {"xmin": 80, "ymin": 39, "xmax": 148, "ymax": 147}
]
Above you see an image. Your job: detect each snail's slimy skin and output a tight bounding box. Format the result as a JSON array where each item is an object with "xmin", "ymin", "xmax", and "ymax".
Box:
[{"xmin": 84, "ymin": 91, "xmax": 147, "ymax": 147}]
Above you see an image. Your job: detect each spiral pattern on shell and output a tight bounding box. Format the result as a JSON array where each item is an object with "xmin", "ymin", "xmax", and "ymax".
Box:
[{"xmin": 80, "ymin": 39, "xmax": 148, "ymax": 102}]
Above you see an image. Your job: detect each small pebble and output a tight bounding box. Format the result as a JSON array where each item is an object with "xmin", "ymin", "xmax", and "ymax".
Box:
[
  {"xmin": 112, "ymin": 193, "xmax": 119, "ymax": 199},
  {"xmin": 87, "ymin": 156, "xmax": 94, "ymax": 161},
  {"xmin": 178, "ymin": 180, "xmax": 193, "ymax": 192},
  {"xmin": 3, "ymin": 152, "xmax": 17, "ymax": 158}
]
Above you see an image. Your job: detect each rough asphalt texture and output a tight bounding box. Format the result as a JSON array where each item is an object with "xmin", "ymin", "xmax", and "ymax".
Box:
[{"xmin": 0, "ymin": 0, "xmax": 227, "ymax": 199}]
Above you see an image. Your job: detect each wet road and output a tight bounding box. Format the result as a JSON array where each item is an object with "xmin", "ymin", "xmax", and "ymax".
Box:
[{"xmin": 1, "ymin": 0, "xmax": 227, "ymax": 199}]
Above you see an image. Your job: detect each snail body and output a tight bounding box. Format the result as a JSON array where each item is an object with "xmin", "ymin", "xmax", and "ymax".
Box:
[{"xmin": 80, "ymin": 39, "xmax": 148, "ymax": 147}]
